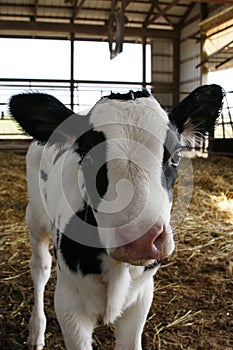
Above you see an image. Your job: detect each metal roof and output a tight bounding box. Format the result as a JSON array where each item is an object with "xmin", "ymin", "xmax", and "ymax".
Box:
[{"xmin": 0, "ymin": 0, "xmax": 232, "ymax": 41}]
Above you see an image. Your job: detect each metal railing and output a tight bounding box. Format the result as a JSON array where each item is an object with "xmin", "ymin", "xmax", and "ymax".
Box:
[
  {"xmin": 0, "ymin": 78, "xmax": 144, "ymax": 139},
  {"xmin": 215, "ymin": 90, "xmax": 233, "ymax": 139},
  {"xmin": 1, "ymin": 78, "xmax": 232, "ymax": 149}
]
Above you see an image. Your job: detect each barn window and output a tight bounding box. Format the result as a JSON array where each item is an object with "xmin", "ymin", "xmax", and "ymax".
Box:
[
  {"xmin": 0, "ymin": 38, "xmax": 70, "ymax": 80},
  {"xmin": 74, "ymin": 41, "xmax": 151, "ymax": 111}
]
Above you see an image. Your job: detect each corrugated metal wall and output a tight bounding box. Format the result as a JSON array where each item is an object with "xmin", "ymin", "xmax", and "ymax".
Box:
[
  {"xmin": 151, "ymin": 4, "xmax": 203, "ymax": 108},
  {"xmin": 179, "ymin": 3, "xmax": 202, "ymax": 100},
  {"xmin": 151, "ymin": 38, "xmax": 176, "ymax": 109}
]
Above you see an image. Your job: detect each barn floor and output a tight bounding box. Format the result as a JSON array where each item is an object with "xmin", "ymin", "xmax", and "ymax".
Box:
[{"xmin": 0, "ymin": 151, "xmax": 232, "ymax": 350}]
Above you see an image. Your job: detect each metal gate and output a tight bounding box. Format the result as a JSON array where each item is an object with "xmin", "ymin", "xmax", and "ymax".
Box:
[{"xmin": 209, "ymin": 90, "xmax": 233, "ymax": 157}]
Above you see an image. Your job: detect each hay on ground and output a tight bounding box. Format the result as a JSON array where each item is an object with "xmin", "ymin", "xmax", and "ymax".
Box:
[{"xmin": 0, "ymin": 151, "xmax": 232, "ymax": 350}]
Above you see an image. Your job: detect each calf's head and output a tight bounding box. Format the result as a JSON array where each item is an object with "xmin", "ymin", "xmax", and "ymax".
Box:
[{"xmin": 10, "ymin": 85, "xmax": 223, "ymax": 266}]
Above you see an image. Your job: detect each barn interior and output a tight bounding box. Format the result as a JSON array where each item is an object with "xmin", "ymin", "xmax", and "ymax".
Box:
[{"xmin": 0, "ymin": 1, "xmax": 233, "ymax": 350}]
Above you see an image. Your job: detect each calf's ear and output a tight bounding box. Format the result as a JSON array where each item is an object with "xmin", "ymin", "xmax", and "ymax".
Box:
[
  {"xmin": 9, "ymin": 93, "xmax": 75, "ymax": 144},
  {"xmin": 169, "ymin": 84, "xmax": 224, "ymax": 138}
]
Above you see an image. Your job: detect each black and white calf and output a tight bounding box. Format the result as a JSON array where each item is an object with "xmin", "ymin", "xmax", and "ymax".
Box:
[{"xmin": 10, "ymin": 85, "xmax": 223, "ymax": 350}]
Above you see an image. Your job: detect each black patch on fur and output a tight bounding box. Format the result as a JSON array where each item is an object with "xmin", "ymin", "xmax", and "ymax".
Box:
[
  {"xmin": 54, "ymin": 246, "xmax": 57, "ymax": 261},
  {"xmin": 43, "ymin": 190, "xmax": 48, "ymax": 203},
  {"xmin": 169, "ymin": 84, "xmax": 224, "ymax": 134},
  {"xmin": 107, "ymin": 89, "xmax": 151, "ymax": 101},
  {"xmin": 9, "ymin": 93, "xmax": 74, "ymax": 143},
  {"xmin": 162, "ymin": 128, "xmax": 181, "ymax": 202},
  {"xmin": 40, "ymin": 170, "xmax": 48, "ymax": 181},
  {"xmin": 144, "ymin": 259, "xmax": 162, "ymax": 271},
  {"xmin": 60, "ymin": 204, "xmax": 106, "ymax": 275},
  {"xmin": 76, "ymin": 130, "xmax": 108, "ymax": 208},
  {"xmin": 59, "ymin": 126, "xmax": 108, "ymax": 275}
]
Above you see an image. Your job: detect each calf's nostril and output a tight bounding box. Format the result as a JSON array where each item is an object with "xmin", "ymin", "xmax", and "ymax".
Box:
[
  {"xmin": 148, "ymin": 224, "xmax": 164, "ymax": 240},
  {"xmin": 152, "ymin": 227, "xmax": 166, "ymax": 251}
]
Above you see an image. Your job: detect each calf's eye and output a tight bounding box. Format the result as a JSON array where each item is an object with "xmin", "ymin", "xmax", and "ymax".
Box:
[
  {"xmin": 77, "ymin": 150, "xmax": 86, "ymax": 164},
  {"xmin": 170, "ymin": 150, "xmax": 182, "ymax": 167}
]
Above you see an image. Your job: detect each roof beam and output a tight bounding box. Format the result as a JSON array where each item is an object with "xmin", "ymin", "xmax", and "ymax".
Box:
[
  {"xmin": 190, "ymin": 0, "xmax": 233, "ymax": 3},
  {"xmin": 0, "ymin": 20, "xmax": 179, "ymax": 40},
  {"xmin": 146, "ymin": 0, "xmax": 180, "ymax": 26},
  {"xmin": 196, "ymin": 39, "xmax": 233, "ymax": 68},
  {"xmin": 177, "ymin": 2, "xmax": 196, "ymax": 29},
  {"xmin": 144, "ymin": 0, "xmax": 175, "ymax": 29},
  {"xmin": 34, "ymin": 0, "xmax": 39, "ymax": 21},
  {"xmin": 125, "ymin": 0, "xmax": 132, "ymax": 7},
  {"xmin": 72, "ymin": 0, "xmax": 86, "ymax": 22},
  {"xmin": 143, "ymin": 0, "xmax": 159, "ymax": 28},
  {"xmin": 216, "ymin": 54, "xmax": 233, "ymax": 69},
  {"xmin": 200, "ymin": 5, "xmax": 233, "ymax": 31}
]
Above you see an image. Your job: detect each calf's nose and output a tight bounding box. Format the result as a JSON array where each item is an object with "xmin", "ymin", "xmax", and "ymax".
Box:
[
  {"xmin": 117, "ymin": 223, "xmax": 164, "ymax": 245},
  {"xmin": 111, "ymin": 224, "xmax": 167, "ymax": 264}
]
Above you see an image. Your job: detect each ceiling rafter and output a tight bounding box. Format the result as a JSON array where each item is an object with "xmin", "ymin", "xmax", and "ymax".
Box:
[
  {"xmin": 0, "ymin": 0, "xmax": 231, "ymax": 42},
  {"xmin": 72, "ymin": 0, "xmax": 85, "ymax": 23},
  {"xmin": 144, "ymin": 0, "xmax": 175, "ymax": 29},
  {"xmin": 109, "ymin": 0, "xmax": 130, "ymax": 11},
  {"xmin": 190, "ymin": 0, "xmax": 233, "ymax": 3},
  {"xmin": 125, "ymin": 0, "xmax": 132, "ymax": 6},
  {"xmin": 33, "ymin": 0, "xmax": 39, "ymax": 21},
  {"xmin": 146, "ymin": 0, "xmax": 180, "ymax": 27},
  {"xmin": 0, "ymin": 20, "xmax": 179, "ymax": 40},
  {"xmin": 143, "ymin": 0, "xmax": 159, "ymax": 28},
  {"xmin": 177, "ymin": 2, "xmax": 196, "ymax": 29},
  {"xmin": 196, "ymin": 39, "xmax": 233, "ymax": 69}
]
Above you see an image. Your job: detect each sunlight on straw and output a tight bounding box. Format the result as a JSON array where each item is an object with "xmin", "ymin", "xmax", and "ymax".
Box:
[
  {"xmin": 214, "ymin": 194, "xmax": 233, "ymax": 222},
  {"xmin": 153, "ymin": 310, "xmax": 202, "ymax": 350}
]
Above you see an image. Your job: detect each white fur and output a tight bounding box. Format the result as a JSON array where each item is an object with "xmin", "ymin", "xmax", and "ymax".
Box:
[
  {"xmin": 25, "ymin": 95, "xmax": 175, "ymax": 349},
  {"xmin": 90, "ymin": 97, "xmax": 173, "ymax": 251}
]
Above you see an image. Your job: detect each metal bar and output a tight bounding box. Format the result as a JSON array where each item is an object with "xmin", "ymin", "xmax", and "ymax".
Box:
[
  {"xmin": 220, "ymin": 112, "xmax": 226, "ymax": 138},
  {"xmin": 224, "ymin": 93, "xmax": 233, "ymax": 132},
  {"xmin": 0, "ymin": 78, "xmax": 148, "ymax": 86},
  {"xmin": 70, "ymin": 34, "xmax": 75, "ymax": 110},
  {"xmin": 142, "ymin": 37, "xmax": 146, "ymax": 87},
  {"xmin": 0, "ymin": 20, "xmax": 179, "ymax": 40},
  {"xmin": 196, "ymin": 39, "xmax": 233, "ymax": 68},
  {"xmin": 215, "ymin": 55, "xmax": 233, "ymax": 69},
  {"xmin": 205, "ymin": 23, "xmax": 233, "ymax": 40}
]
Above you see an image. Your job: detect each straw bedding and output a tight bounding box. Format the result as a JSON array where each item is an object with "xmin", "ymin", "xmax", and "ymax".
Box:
[{"xmin": 0, "ymin": 151, "xmax": 232, "ymax": 350}]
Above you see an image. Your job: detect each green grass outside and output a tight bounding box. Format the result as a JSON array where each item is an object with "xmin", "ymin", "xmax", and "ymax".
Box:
[
  {"xmin": 0, "ymin": 118, "xmax": 30, "ymax": 139},
  {"xmin": 0, "ymin": 118, "xmax": 21, "ymax": 135},
  {"xmin": 0, "ymin": 116, "xmax": 232, "ymax": 139}
]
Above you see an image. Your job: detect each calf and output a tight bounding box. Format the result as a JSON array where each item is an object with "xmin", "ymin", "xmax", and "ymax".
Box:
[{"xmin": 10, "ymin": 85, "xmax": 223, "ymax": 350}]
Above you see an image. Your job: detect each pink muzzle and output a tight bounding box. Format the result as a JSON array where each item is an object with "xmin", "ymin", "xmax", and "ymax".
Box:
[{"xmin": 110, "ymin": 224, "xmax": 168, "ymax": 266}]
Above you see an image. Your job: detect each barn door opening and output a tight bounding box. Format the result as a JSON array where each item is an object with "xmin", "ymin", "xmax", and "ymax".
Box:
[
  {"xmin": 198, "ymin": 8, "xmax": 233, "ymax": 156},
  {"xmin": 207, "ymin": 69, "xmax": 233, "ymax": 156}
]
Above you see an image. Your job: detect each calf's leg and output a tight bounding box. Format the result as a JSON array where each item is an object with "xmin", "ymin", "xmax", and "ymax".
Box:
[
  {"xmin": 27, "ymin": 220, "xmax": 52, "ymax": 349},
  {"xmin": 114, "ymin": 277, "xmax": 154, "ymax": 350},
  {"xmin": 54, "ymin": 275, "xmax": 96, "ymax": 350}
]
